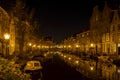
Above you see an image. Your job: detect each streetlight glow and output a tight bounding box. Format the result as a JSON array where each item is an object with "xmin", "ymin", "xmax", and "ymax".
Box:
[
  {"xmin": 68, "ymin": 57, "xmax": 71, "ymax": 60},
  {"xmin": 90, "ymin": 43, "xmax": 94, "ymax": 47},
  {"xmin": 75, "ymin": 44, "xmax": 79, "ymax": 48},
  {"xmin": 28, "ymin": 43, "xmax": 32, "ymax": 46},
  {"xmin": 33, "ymin": 44, "xmax": 36, "ymax": 47},
  {"xmin": 4, "ymin": 33, "xmax": 10, "ymax": 40},
  {"xmin": 75, "ymin": 60, "xmax": 79, "ymax": 64},
  {"xmin": 90, "ymin": 66, "xmax": 94, "ymax": 71}
]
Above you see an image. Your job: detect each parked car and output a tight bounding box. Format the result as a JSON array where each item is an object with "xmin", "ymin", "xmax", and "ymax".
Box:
[{"xmin": 24, "ymin": 60, "xmax": 43, "ymax": 80}]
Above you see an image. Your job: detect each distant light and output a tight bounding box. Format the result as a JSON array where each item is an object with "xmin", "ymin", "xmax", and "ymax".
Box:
[
  {"xmin": 68, "ymin": 45, "xmax": 71, "ymax": 48},
  {"xmin": 63, "ymin": 45, "xmax": 66, "ymax": 48},
  {"xmin": 90, "ymin": 66, "xmax": 94, "ymax": 71},
  {"xmin": 90, "ymin": 43, "xmax": 94, "ymax": 47},
  {"xmin": 44, "ymin": 54, "xmax": 46, "ymax": 57},
  {"xmin": 118, "ymin": 69, "xmax": 120, "ymax": 73},
  {"xmin": 61, "ymin": 54, "xmax": 63, "ymax": 56},
  {"xmin": 37, "ymin": 45, "xmax": 40, "ymax": 48},
  {"xmin": 75, "ymin": 44, "xmax": 79, "ymax": 48},
  {"xmin": 118, "ymin": 44, "xmax": 120, "ymax": 47},
  {"xmin": 33, "ymin": 44, "xmax": 36, "ymax": 47},
  {"xmin": 64, "ymin": 55, "xmax": 66, "ymax": 58},
  {"xmin": 29, "ymin": 43, "xmax": 32, "ymax": 46},
  {"xmin": 75, "ymin": 60, "xmax": 79, "ymax": 64},
  {"xmin": 68, "ymin": 57, "xmax": 71, "ymax": 60}
]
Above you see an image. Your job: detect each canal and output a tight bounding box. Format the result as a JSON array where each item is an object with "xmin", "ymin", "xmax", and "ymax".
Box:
[
  {"xmin": 41, "ymin": 54, "xmax": 91, "ymax": 80},
  {"xmin": 58, "ymin": 53, "xmax": 120, "ymax": 80},
  {"xmin": 40, "ymin": 51, "xmax": 120, "ymax": 80}
]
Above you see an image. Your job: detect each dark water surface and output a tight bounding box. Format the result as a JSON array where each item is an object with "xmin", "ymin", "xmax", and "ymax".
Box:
[{"xmin": 41, "ymin": 55, "xmax": 91, "ymax": 80}]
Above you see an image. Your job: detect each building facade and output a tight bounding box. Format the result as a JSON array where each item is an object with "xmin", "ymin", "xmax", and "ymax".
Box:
[
  {"xmin": 0, "ymin": 7, "xmax": 10, "ymax": 56},
  {"xmin": 90, "ymin": 2, "xmax": 120, "ymax": 55},
  {"xmin": 62, "ymin": 2, "xmax": 120, "ymax": 56}
]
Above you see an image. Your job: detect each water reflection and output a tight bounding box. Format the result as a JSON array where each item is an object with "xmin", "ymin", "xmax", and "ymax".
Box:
[{"xmin": 58, "ymin": 53, "xmax": 120, "ymax": 80}]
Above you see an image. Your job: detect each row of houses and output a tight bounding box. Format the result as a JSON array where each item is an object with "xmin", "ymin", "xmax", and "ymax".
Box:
[
  {"xmin": 61, "ymin": 2, "xmax": 120, "ymax": 56},
  {"xmin": 0, "ymin": 6, "xmax": 31, "ymax": 56},
  {"xmin": 0, "ymin": 4, "xmax": 55, "ymax": 57}
]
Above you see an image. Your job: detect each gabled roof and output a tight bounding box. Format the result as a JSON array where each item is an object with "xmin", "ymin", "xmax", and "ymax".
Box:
[{"xmin": 0, "ymin": 6, "xmax": 9, "ymax": 18}]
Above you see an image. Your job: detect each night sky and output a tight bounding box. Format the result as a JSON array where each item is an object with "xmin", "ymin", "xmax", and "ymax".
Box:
[
  {"xmin": 0, "ymin": 0, "xmax": 119, "ymax": 42},
  {"xmin": 29, "ymin": 0, "xmax": 119, "ymax": 42},
  {"xmin": 31, "ymin": 0, "xmax": 102, "ymax": 42}
]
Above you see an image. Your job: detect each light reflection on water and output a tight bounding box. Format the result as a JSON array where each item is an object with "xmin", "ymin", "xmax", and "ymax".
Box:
[{"xmin": 58, "ymin": 53, "xmax": 120, "ymax": 80}]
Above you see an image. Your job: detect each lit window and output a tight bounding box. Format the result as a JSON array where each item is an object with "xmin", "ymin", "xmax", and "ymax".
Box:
[
  {"xmin": 106, "ymin": 33, "xmax": 109, "ymax": 41},
  {"xmin": 82, "ymin": 34, "xmax": 84, "ymax": 37},
  {"xmin": 96, "ymin": 15, "xmax": 98, "ymax": 21},
  {"xmin": 87, "ymin": 32, "xmax": 89, "ymax": 36}
]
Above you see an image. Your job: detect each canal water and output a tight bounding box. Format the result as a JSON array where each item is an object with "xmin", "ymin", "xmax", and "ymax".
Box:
[
  {"xmin": 58, "ymin": 53, "xmax": 120, "ymax": 80},
  {"xmin": 41, "ymin": 54, "xmax": 91, "ymax": 80}
]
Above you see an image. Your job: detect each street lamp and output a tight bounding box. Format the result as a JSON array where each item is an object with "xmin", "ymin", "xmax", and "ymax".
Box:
[
  {"xmin": 28, "ymin": 43, "xmax": 32, "ymax": 46},
  {"xmin": 90, "ymin": 43, "xmax": 94, "ymax": 55},
  {"xmin": 4, "ymin": 33, "xmax": 10, "ymax": 57},
  {"xmin": 4, "ymin": 33, "xmax": 10, "ymax": 40},
  {"xmin": 28, "ymin": 43, "xmax": 32, "ymax": 53}
]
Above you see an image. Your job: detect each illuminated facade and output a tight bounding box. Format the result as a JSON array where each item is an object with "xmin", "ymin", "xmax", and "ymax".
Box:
[
  {"xmin": 62, "ymin": 2, "xmax": 120, "ymax": 56},
  {"xmin": 76, "ymin": 30, "xmax": 90, "ymax": 53},
  {"xmin": 0, "ymin": 7, "xmax": 10, "ymax": 56},
  {"xmin": 9, "ymin": 18, "xmax": 16, "ymax": 55},
  {"xmin": 90, "ymin": 2, "xmax": 120, "ymax": 55}
]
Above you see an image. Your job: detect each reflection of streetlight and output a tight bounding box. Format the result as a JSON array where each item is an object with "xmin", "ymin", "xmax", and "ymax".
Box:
[
  {"xmin": 64, "ymin": 55, "xmax": 66, "ymax": 58},
  {"xmin": 75, "ymin": 60, "xmax": 79, "ymax": 64},
  {"xmin": 90, "ymin": 66, "xmax": 94, "ymax": 71},
  {"xmin": 4, "ymin": 33, "xmax": 10, "ymax": 57},
  {"xmin": 28, "ymin": 43, "xmax": 32, "ymax": 46},
  {"xmin": 32, "ymin": 44, "xmax": 36, "ymax": 48},
  {"xmin": 68, "ymin": 45, "xmax": 71, "ymax": 48}
]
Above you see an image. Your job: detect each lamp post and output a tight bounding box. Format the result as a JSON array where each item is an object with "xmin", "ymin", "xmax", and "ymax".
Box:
[
  {"xmin": 4, "ymin": 33, "xmax": 10, "ymax": 57},
  {"xmin": 28, "ymin": 43, "xmax": 32, "ymax": 53},
  {"xmin": 90, "ymin": 43, "xmax": 94, "ymax": 55}
]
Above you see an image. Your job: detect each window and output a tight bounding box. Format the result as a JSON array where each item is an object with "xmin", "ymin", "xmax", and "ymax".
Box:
[
  {"xmin": 113, "ymin": 26, "xmax": 115, "ymax": 31},
  {"xmin": 82, "ymin": 34, "xmax": 84, "ymax": 37},
  {"xmin": 106, "ymin": 27, "xmax": 109, "ymax": 32},
  {"xmin": 87, "ymin": 32, "xmax": 89, "ymax": 36},
  {"xmin": 34, "ymin": 63, "xmax": 40, "ymax": 67},
  {"xmin": 96, "ymin": 15, "xmax": 98, "ymax": 21},
  {"xmin": 106, "ymin": 33, "xmax": 109, "ymax": 41},
  {"xmin": 112, "ymin": 34, "xmax": 114, "ymax": 42},
  {"xmin": 118, "ymin": 24, "xmax": 120, "ymax": 30}
]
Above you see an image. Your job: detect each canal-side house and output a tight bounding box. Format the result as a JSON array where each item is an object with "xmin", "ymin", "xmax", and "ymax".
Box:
[
  {"xmin": 109, "ymin": 10, "xmax": 120, "ymax": 55},
  {"xmin": 90, "ymin": 2, "xmax": 120, "ymax": 56},
  {"xmin": 59, "ymin": 2, "xmax": 120, "ymax": 56},
  {"xmin": 76, "ymin": 30, "xmax": 90, "ymax": 54},
  {"xmin": 0, "ymin": 7, "xmax": 10, "ymax": 56}
]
